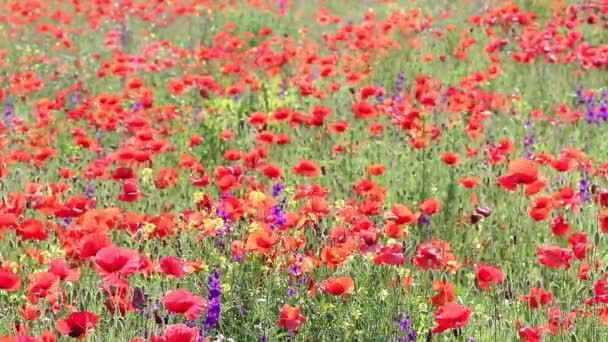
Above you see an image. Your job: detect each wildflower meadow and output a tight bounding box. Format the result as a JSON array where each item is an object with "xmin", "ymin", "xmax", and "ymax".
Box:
[{"xmin": 1, "ymin": 0, "xmax": 608, "ymax": 341}]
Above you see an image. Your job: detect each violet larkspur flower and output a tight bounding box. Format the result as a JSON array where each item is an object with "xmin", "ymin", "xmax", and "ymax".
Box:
[
  {"xmin": 272, "ymin": 183, "xmax": 285, "ymax": 198},
  {"xmin": 586, "ymin": 95, "xmax": 597, "ymax": 124},
  {"xmin": 271, "ymin": 204, "xmax": 287, "ymax": 229},
  {"xmin": 85, "ymin": 183, "xmax": 96, "ymax": 199},
  {"xmin": 523, "ymin": 119, "xmax": 535, "ymax": 159},
  {"xmin": 71, "ymin": 90, "xmax": 79, "ymax": 107},
  {"xmin": 575, "ymin": 86, "xmax": 585, "ymax": 106},
  {"xmin": 397, "ymin": 313, "xmax": 417, "ymax": 341},
  {"xmin": 418, "ymin": 214, "xmax": 431, "ymax": 226},
  {"xmin": 599, "ymin": 99, "xmax": 608, "ymax": 122},
  {"xmin": 4, "ymin": 97, "xmax": 14, "ymax": 128},
  {"xmin": 203, "ymin": 269, "xmax": 222, "ymax": 330},
  {"xmin": 580, "ymin": 172, "xmax": 591, "ymax": 204}
]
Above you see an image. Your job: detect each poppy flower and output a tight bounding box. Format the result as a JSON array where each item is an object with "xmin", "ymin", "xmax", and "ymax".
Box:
[
  {"xmin": 387, "ymin": 204, "xmax": 419, "ymax": 225},
  {"xmin": 261, "ymin": 164, "xmax": 282, "ymax": 179},
  {"xmin": 79, "ymin": 233, "xmax": 112, "ymax": 260},
  {"xmin": 117, "ymin": 180, "xmax": 143, "ymax": 202},
  {"xmin": 568, "ymin": 232, "xmax": 588, "ymax": 260},
  {"xmin": 537, "ymin": 245, "xmax": 573, "ymax": 269},
  {"xmin": 28, "ymin": 272, "xmax": 60, "ymax": 304},
  {"xmin": 277, "ymin": 304, "xmax": 305, "ymax": 332},
  {"xmin": 459, "ymin": 176, "xmax": 480, "ymax": 189},
  {"xmin": 517, "ymin": 322, "xmax": 544, "ymax": 342},
  {"xmin": 366, "ymin": 164, "xmax": 386, "ymax": 176},
  {"xmin": 151, "ymin": 324, "xmax": 199, "ymax": 342},
  {"xmin": 158, "ymin": 256, "xmax": 186, "ymax": 278},
  {"xmin": 432, "ymin": 303, "xmax": 472, "ymax": 333},
  {"xmin": 16, "ymin": 219, "xmax": 48, "ymax": 241},
  {"xmin": 550, "ymin": 215, "xmax": 570, "ymax": 237},
  {"xmin": 373, "ymin": 243, "xmax": 405, "ymax": 266},
  {"xmin": 48, "ymin": 259, "xmax": 80, "ymax": 282},
  {"xmin": 441, "ymin": 152, "xmax": 460, "ymax": 166},
  {"xmin": 430, "ymin": 280, "xmax": 456, "ymax": 307},
  {"xmin": 476, "ymin": 263, "xmax": 504, "ymax": 290},
  {"xmin": 56, "ymin": 311, "xmax": 99, "ymax": 338},
  {"xmin": 0, "ymin": 268, "xmax": 21, "ymax": 292},
  {"xmin": 352, "ymin": 100, "xmax": 376, "ymax": 119},
  {"xmin": 245, "ymin": 229, "xmax": 279, "ymax": 254},
  {"xmin": 520, "ymin": 287, "xmax": 552, "ymax": 309},
  {"xmin": 419, "ymin": 198, "xmax": 441, "ymax": 216},
  {"xmin": 94, "ymin": 246, "xmax": 141, "ymax": 283},
  {"xmin": 320, "ymin": 276, "xmax": 355, "ymax": 296},
  {"xmin": 160, "ymin": 289, "xmax": 206, "ymax": 320},
  {"xmin": 413, "ymin": 240, "xmax": 460, "ymax": 272},
  {"xmin": 599, "ymin": 211, "xmax": 608, "ymax": 234},
  {"xmin": 529, "ymin": 197, "xmax": 552, "ymax": 221},
  {"xmin": 497, "ymin": 158, "xmax": 539, "ymax": 190},
  {"xmin": 292, "ymin": 160, "xmax": 320, "ymax": 177}
]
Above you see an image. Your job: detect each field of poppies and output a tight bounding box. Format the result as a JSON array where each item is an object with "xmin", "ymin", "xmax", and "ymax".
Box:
[{"xmin": 3, "ymin": 0, "xmax": 608, "ymax": 341}]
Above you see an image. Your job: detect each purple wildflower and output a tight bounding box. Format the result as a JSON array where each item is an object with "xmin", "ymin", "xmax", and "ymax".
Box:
[
  {"xmin": 586, "ymin": 95, "xmax": 596, "ymax": 124},
  {"xmin": 575, "ymin": 87, "xmax": 585, "ymax": 106},
  {"xmin": 4, "ymin": 97, "xmax": 14, "ymax": 128},
  {"xmin": 523, "ymin": 119, "xmax": 535, "ymax": 159},
  {"xmin": 272, "ymin": 183, "xmax": 285, "ymax": 198},
  {"xmin": 397, "ymin": 314, "xmax": 416, "ymax": 341},
  {"xmin": 580, "ymin": 172, "xmax": 591, "ymax": 204},
  {"xmin": 203, "ymin": 269, "xmax": 222, "ymax": 330},
  {"xmin": 71, "ymin": 90, "xmax": 79, "ymax": 107},
  {"xmin": 85, "ymin": 183, "xmax": 96, "ymax": 199}
]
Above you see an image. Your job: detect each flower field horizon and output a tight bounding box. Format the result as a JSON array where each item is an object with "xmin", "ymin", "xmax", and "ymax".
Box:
[{"xmin": 1, "ymin": 0, "xmax": 608, "ymax": 341}]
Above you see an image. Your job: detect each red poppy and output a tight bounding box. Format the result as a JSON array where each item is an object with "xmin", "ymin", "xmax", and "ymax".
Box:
[
  {"xmin": 117, "ymin": 180, "xmax": 143, "ymax": 202},
  {"xmin": 48, "ymin": 259, "xmax": 80, "ymax": 282},
  {"xmin": 459, "ymin": 176, "xmax": 480, "ymax": 189},
  {"xmin": 159, "ymin": 256, "xmax": 186, "ymax": 278},
  {"xmin": 432, "ymin": 303, "xmax": 472, "ymax": 333},
  {"xmin": 497, "ymin": 158, "xmax": 539, "ymax": 190},
  {"xmin": 56, "ymin": 311, "xmax": 99, "ymax": 339},
  {"xmin": 28, "ymin": 272, "xmax": 60, "ymax": 304},
  {"xmin": 520, "ymin": 287, "xmax": 552, "ymax": 308},
  {"xmin": 320, "ymin": 276, "xmax": 355, "ymax": 296},
  {"xmin": 599, "ymin": 211, "xmax": 608, "ymax": 234},
  {"xmin": 151, "ymin": 324, "xmax": 199, "ymax": 342},
  {"xmin": 79, "ymin": 233, "xmax": 112, "ymax": 260},
  {"xmin": 517, "ymin": 322, "xmax": 544, "ymax": 342},
  {"xmin": 387, "ymin": 204, "xmax": 419, "ymax": 225},
  {"xmin": 413, "ymin": 239, "xmax": 460, "ymax": 272},
  {"xmin": 476, "ymin": 263, "xmax": 504, "ymax": 290},
  {"xmin": 550, "ymin": 215, "xmax": 570, "ymax": 237},
  {"xmin": 277, "ymin": 304, "xmax": 305, "ymax": 332},
  {"xmin": 0, "ymin": 268, "xmax": 21, "ymax": 292},
  {"xmin": 261, "ymin": 164, "xmax": 282, "ymax": 179},
  {"xmin": 568, "ymin": 232, "xmax": 588, "ymax": 260},
  {"xmin": 441, "ymin": 152, "xmax": 460, "ymax": 166},
  {"xmin": 292, "ymin": 160, "xmax": 320, "ymax": 177},
  {"xmin": 419, "ymin": 198, "xmax": 441, "ymax": 216},
  {"xmin": 352, "ymin": 100, "xmax": 376, "ymax": 119},
  {"xmin": 94, "ymin": 246, "xmax": 141, "ymax": 283},
  {"xmin": 16, "ymin": 219, "xmax": 48, "ymax": 241},
  {"xmin": 246, "ymin": 229, "xmax": 279, "ymax": 254},
  {"xmin": 161, "ymin": 289, "xmax": 206, "ymax": 320},
  {"xmin": 155, "ymin": 168, "xmax": 179, "ymax": 189},
  {"xmin": 529, "ymin": 197, "xmax": 552, "ymax": 221},
  {"xmin": 430, "ymin": 280, "xmax": 455, "ymax": 307},
  {"xmin": 537, "ymin": 245, "xmax": 573, "ymax": 269},
  {"xmin": 373, "ymin": 243, "xmax": 405, "ymax": 266},
  {"xmin": 366, "ymin": 164, "xmax": 386, "ymax": 176}
]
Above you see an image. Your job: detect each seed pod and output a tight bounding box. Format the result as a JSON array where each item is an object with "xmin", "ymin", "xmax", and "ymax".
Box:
[{"xmin": 475, "ymin": 205, "xmax": 493, "ymax": 218}]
